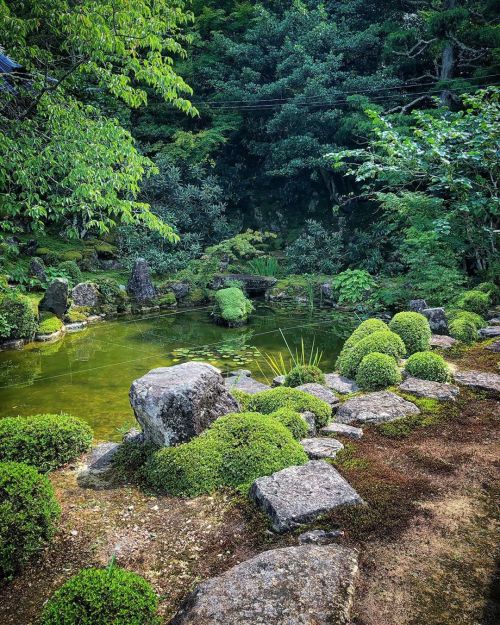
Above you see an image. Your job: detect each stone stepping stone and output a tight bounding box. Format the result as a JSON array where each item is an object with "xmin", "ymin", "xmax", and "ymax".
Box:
[
  {"xmin": 336, "ymin": 391, "xmax": 420, "ymax": 424},
  {"xmin": 295, "ymin": 383, "xmax": 340, "ymax": 409},
  {"xmin": 485, "ymin": 340, "xmax": 500, "ymax": 353},
  {"xmin": 430, "ymin": 334, "xmax": 458, "ymax": 349},
  {"xmin": 170, "ymin": 544, "xmax": 359, "ymax": 625},
  {"xmin": 320, "ymin": 422, "xmax": 363, "ymax": 439},
  {"xmin": 301, "ymin": 437, "xmax": 344, "ymax": 459},
  {"xmin": 324, "ymin": 373, "xmax": 360, "ymax": 394},
  {"xmin": 479, "ymin": 326, "xmax": 500, "ymax": 338},
  {"xmin": 250, "ymin": 460, "xmax": 364, "ymax": 533},
  {"xmin": 298, "ymin": 529, "xmax": 344, "ymax": 545},
  {"xmin": 399, "ymin": 377, "xmax": 459, "ymax": 401},
  {"xmin": 454, "ymin": 370, "xmax": 500, "ymax": 394},
  {"xmin": 225, "ymin": 374, "xmax": 270, "ymax": 394},
  {"xmin": 488, "ymin": 317, "xmax": 500, "ymax": 325},
  {"xmin": 77, "ymin": 442, "xmax": 120, "ymax": 489}
]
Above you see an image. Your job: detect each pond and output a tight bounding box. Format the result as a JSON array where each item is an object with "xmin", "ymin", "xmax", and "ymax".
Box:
[{"xmin": 0, "ymin": 303, "xmax": 356, "ymax": 441}]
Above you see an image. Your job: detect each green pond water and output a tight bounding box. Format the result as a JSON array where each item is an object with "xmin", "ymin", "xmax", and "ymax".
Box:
[{"xmin": 0, "ymin": 304, "xmax": 355, "ymax": 441}]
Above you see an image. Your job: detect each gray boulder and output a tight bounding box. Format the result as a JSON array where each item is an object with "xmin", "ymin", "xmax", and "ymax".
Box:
[
  {"xmin": 320, "ymin": 422, "xmax": 363, "ymax": 439},
  {"xmin": 39, "ymin": 278, "xmax": 69, "ymax": 317},
  {"xmin": 225, "ymin": 374, "xmax": 270, "ymax": 394},
  {"xmin": 127, "ymin": 258, "xmax": 156, "ymax": 302},
  {"xmin": 295, "ymin": 383, "xmax": 340, "ymax": 409},
  {"xmin": 422, "ymin": 307, "xmax": 448, "ymax": 334},
  {"xmin": 170, "ymin": 281, "xmax": 190, "ymax": 300},
  {"xmin": 212, "ymin": 273, "xmax": 277, "ymax": 295},
  {"xmin": 399, "ymin": 377, "xmax": 459, "ymax": 401},
  {"xmin": 72, "ymin": 282, "xmax": 100, "ymax": 308},
  {"xmin": 129, "ymin": 363, "xmax": 239, "ymax": 446},
  {"xmin": 409, "ymin": 299, "xmax": 428, "ymax": 312},
  {"xmin": 171, "ymin": 544, "xmax": 358, "ymax": 625},
  {"xmin": 250, "ymin": 460, "xmax": 364, "ymax": 533},
  {"xmin": 430, "ymin": 334, "xmax": 458, "ymax": 349},
  {"xmin": 272, "ymin": 375, "xmax": 286, "ymax": 387},
  {"xmin": 324, "ymin": 373, "xmax": 360, "ymax": 394},
  {"xmin": 300, "ymin": 411, "xmax": 317, "ymax": 436},
  {"xmin": 29, "ymin": 257, "xmax": 46, "ymax": 281},
  {"xmin": 479, "ymin": 326, "xmax": 500, "ymax": 338},
  {"xmin": 454, "ymin": 370, "xmax": 500, "ymax": 394},
  {"xmin": 301, "ymin": 437, "xmax": 344, "ymax": 459},
  {"xmin": 77, "ymin": 442, "xmax": 120, "ymax": 489},
  {"xmin": 485, "ymin": 340, "xmax": 500, "ymax": 353},
  {"xmin": 337, "ymin": 391, "xmax": 420, "ymax": 424}
]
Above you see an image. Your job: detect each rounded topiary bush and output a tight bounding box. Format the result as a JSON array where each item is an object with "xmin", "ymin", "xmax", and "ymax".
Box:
[
  {"xmin": 38, "ymin": 313, "xmax": 63, "ymax": 335},
  {"xmin": 476, "ymin": 282, "xmax": 499, "ymax": 304},
  {"xmin": 284, "ymin": 364, "xmax": 325, "ymax": 387},
  {"xmin": 457, "ymin": 290, "xmax": 490, "ymax": 316},
  {"xmin": 449, "ymin": 318, "xmax": 477, "ymax": 344},
  {"xmin": 405, "ymin": 351, "xmax": 451, "ymax": 383},
  {"xmin": 388, "ymin": 311, "xmax": 431, "ymax": 355},
  {"xmin": 336, "ymin": 318, "xmax": 388, "ymax": 373},
  {"xmin": 39, "ymin": 566, "xmax": 159, "ymax": 625},
  {"xmin": 0, "ymin": 293, "xmax": 38, "ymax": 341},
  {"xmin": 338, "ymin": 330, "xmax": 406, "ymax": 379},
  {"xmin": 269, "ymin": 407, "xmax": 309, "ymax": 440},
  {"xmin": 448, "ymin": 309, "xmax": 486, "ymax": 330},
  {"xmin": 247, "ymin": 387, "xmax": 332, "ymax": 427},
  {"xmin": 230, "ymin": 388, "xmax": 252, "ymax": 410},
  {"xmin": 0, "ymin": 414, "xmax": 93, "ymax": 473},
  {"xmin": 0, "ymin": 461, "xmax": 60, "ymax": 579},
  {"xmin": 356, "ymin": 352, "xmax": 402, "ymax": 391}
]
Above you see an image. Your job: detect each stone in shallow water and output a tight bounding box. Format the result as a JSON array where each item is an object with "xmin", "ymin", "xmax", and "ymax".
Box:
[
  {"xmin": 295, "ymin": 382, "xmax": 340, "ymax": 409},
  {"xmin": 430, "ymin": 334, "xmax": 458, "ymax": 349},
  {"xmin": 171, "ymin": 544, "xmax": 358, "ymax": 625},
  {"xmin": 324, "ymin": 373, "xmax": 360, "ymax": 394},
  {"xmin": 454, "ymin": 370, "xmax": 500, "ymax": 394},
  {"xmin": 301, "ymin": 437, "xmax": 344, "ymax": 459},
  {"xmin": 225, "ymin": 374, "xmax": 270, "ymax": 394},
  {"xmin": 336, "ymin": 391, "xmax": 420, "ymax": 424},
  {"xmin": 320, "ymin": 422, "xmax": 363, "ymax": 439},
  {"xmin": 250, "ymin": 460, "xmax": 364, "ymax": 533},
  {"xmin": 399, "ymin": 377, "xmax": 459, "ymax": 401},
  {"xmin": 479, "ymin": 326, "xmax": 500, "ymax": 338},
  {"xmin": 129, "ymin": 363, "xmax": 239, "ymax": 446}
]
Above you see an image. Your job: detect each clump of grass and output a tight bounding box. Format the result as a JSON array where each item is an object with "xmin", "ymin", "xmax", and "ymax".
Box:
[
  {"xmin": 378, "ymin": 395, "xmax": 443, "ymax": 438},
  {"xmin": 331, "ymin": 442, "xmax": 370, "ymax": 470}
]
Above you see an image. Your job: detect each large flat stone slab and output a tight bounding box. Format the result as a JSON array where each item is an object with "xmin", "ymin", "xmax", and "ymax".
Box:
[
  {"xmin": 399, "ymin": 377, "xmax": 459, "ymax": 401},
  {"xmin": 430, "ymin": 334, "xmax": 458, "ymax": 349},
  {"xmin": 454, "ymin": 370, "xmax": 500, "ymax": 394},
  {"xmin": 171, "ymin": 544, "xmax": 358, "ymax": 625},
  {"xmin": 130, "ymin": 363, "xmax": 238, "ymax": 446},
  {"xmin": 336, "ymin": 391, "xmax": 420, "ymax": 424},
  {"xmin": 487, "ymin": 317, "xmax": 500, "ymax": 325},
  {"xmin": 250, "ymin": 460, "xmax": 364, "ymax": 533},
  {"xmin": 301, "ymin": 437, "xmax": 344, "ymax": 459},
  {"xmin": 324, "ymin": 373, "xmax": 359, "ymax": 394},
  {"xmin": 320, "ymin": 422, "xmax": 363, "ymax": 439},
  {"xmin": 479, "ymin": 326, "xmax": 500, "ymax": 338},
  {"xmin": 295, "ymin": 383, "xmax": 340, "ymax": 409}
]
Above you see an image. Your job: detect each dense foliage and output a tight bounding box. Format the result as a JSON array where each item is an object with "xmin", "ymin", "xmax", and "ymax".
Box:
[
  {"xmin": 247, "ymin": 387, "xmax": 332, "ymax": 428},
  {"xmin": 356, "ymin": 352, "xmax": 402, "ymax": 391},
  {"xmin": 405, "ymin": 351, "xmax": 451, "ymax": 383},
  {"xmin": 338, "ymin": 329, "xmax": 406, "ymax": 378},
  {"xmin": 284, "ymin": 365, "xmax": 325, "ymax": 388},
  {"xmin": 389, "ymin": 312, "xmax": 431, "ymax": 355},
  {"xmin": 213, "ymin": 286, "xmax": 253, "ymax": 325}
]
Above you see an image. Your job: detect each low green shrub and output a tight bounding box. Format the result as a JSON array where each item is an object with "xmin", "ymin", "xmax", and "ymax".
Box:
[
  {"xmin": 230, "ymin": 389, "xmax": 252, "ymax": 410},
  {"xmin": 157, "ymin": 292, "xmax": 176, "ymax": 307},
  {"xmin": 356, "ymin": 352, "xmax": 401, "ymax": 390},
  {"xmin": 456, "ymin": 290, "xmax": 490, "ymax": 316},
  {"xmin": 98, "ymin": 278, "xmax": 129, "ymax": 313},
  {"xmin": 144, "ymin": 412, "xmax": 307, "ymax": 496},
  {"xmin": 247, "ymin": 387, "xmax": 332, "ymax": 427},
  {"xmin": 39, "ymin": 565, "xmax": 159, "ymax": 625},
  {"xmin": 284, "ymin": 364, "xmax": 325, "ymax": 387},
  {"xmin": 0, "ymin": 461, "xmax": 60, "ymax": 579},
  {"xmin": 59, "ymin": 251, "xmax": 83, "ymax": 263},
  {"xmin": 0, "ymin": 292, "xmax": 38, "ymax": 340},
  {"xmin": 269, "ymin": 407, "xmax": 309, "ymax": 440},
  {"xmin": 38, "ymin": 312, "xmax": 63, "ymax": 335},
  {"xmin": 65, "ymin": 306, "xmax": 89, "ymax": 323},
  {"xmin": 449, "ymin": 318, "xmax": 477, "ymax": 344},
  {"xmin": 388, "ymin": 311, "xmax": 431, "ymax": 355},
  {"xmin": 338, "ymin": 330, "xmax": 406, "ymax": 379},
  {"xmin": 447, "ymin": 309, "xmax": 486, "ymax": 330},
  {"xmin": 405, "ymin": 351, "xmax": 451, "ymax": 382},
  {"xmin": 112, "ymin": 439, "xmax": 158, "ymax": 475},
  {"xmin": 213, "ymin": 287, "xmax": 253, "ymax": 325},
  {"xmin": 335, "ymin": 318, "xmax": 388, "ymax": 373},
  {"xmin": 476, "ymin": 282, "xmax": 499, "ymax": 304},
  {"xmin": 0, "ymin": 414, "xmax": 93, "ymax": 473},
  {"xmin": 57, "ymin": 260, "xmax": 82, "ymax": 286}
]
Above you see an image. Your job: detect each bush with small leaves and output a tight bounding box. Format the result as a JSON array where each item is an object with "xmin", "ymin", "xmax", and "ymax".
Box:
[
  {"xmin": 0, "ymin": 414, "xmax": 93, "ymax": 473},
  {"xmin": 0, "ymin": 461, "xmax": 60, "ymax": 579},
  {"xmin": 335, "ymin": 318, "xmax": 388, "ymax": 373},
  {"xmin": 39, "ymin": 565, "xmax": 160, "ymax": 625},
  {"xmin": 456, "ymin": 290, "xmax": 490, "ymax": 316},
  {"xmin": 338, "ymin": 330, "xmax": 406, "ymax": 379},
  {"xmin": 389, "ymin": 311, "xmax": 431, "ymax": 355},
  {"xmin": 284, "ymin": 364, "xmax": 325, "ymax": 387},
  {"xmin": 0, "ymin": 292, "xmax": 37, "ymax": 340},
  {"xmin": 405, "ymin": 351, "xmax": 451, "ymax": 383},
  {"xmin": 247, "ymin": 386, "xmax": 332, "ymax": 427},
  {"xmin": 356, "ymin": 352, "xmax": 402, "ymax": 390},
  {"xmin": 57, "ymin": 260, "xmax": 82, "ymax": 286},
  {"xmin": 230, "ymin": 388, "xmax": 252, "ymax": 410},
  {"xmin": 449, "ymin": 318, "xmax": 477, "ymax": 344},
  {"xmin": 476, "ymin": 282, "xmax": 499, "ymax": 304},
  {"xmin": 269, "ymin": 408, "xmax": 309, "ymax": 440},
  {"xmin": 447, "ymin": 310, "xmax": 486, "ymax": 331}
]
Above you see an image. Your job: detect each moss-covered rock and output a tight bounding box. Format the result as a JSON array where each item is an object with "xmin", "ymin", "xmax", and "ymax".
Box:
[
  {"xmin": 246, "ymin": 386, "xmax": 331, "ymax": 428},
  {"xmin": 213, "ymin": 287, "xmax": 253, "ymax": 327},
  {"xmin": 37, "ymin": 312, "xmax": 63, "ymax": 335}
]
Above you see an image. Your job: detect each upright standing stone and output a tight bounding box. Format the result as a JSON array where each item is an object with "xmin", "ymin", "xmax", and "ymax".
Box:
[
  {"xmin": 127, "ymin": 258, "xmax": 156, "ymax": 302},
  {"xmin": 39, "ymin": 278, "xmax": 69, "ymax": 317},
  {"xmin": 409, "ymin": 299, "xmax": 428, "ymax": 312},
  {"xmin": 29, "ymin": 257, "xmax": 46, "ymax": 281},
  {"xmin": 129, "ymin": 363, "xmax": 239, "ymax": 446},
  {"xmin": 422, "ymin": 307, "xmax": 448, "ymax": 334},
  {"xmin": 71, "ymin": 282, "xmax": 100, "ymax": 308}
]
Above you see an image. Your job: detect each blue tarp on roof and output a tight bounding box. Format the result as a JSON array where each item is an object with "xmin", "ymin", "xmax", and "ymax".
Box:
[{"xmin": 0, "ymin": 53, "xmax": 22, "ymax": 74}]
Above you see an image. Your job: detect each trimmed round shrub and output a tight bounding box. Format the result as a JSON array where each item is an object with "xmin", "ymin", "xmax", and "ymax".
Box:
[
  {"xmin": 405, "ymin": 351, "xmax": 451, "ymax": 383},
  {"xmin": 336, "ymin": 318, "xmax": 388, "ymax": 372},
  {"xmin": 214, "ymin": 287, "xmax": 253, "ymax": 325},
  {"xmin": 230, "ymin": 388, "xmax": 252, "ymax": 410},
  {"xmin": 338, "ymin": 330, "xmax": 406, "ymax": 379},
  {"xmin": 269, "ymin": 407, "xmax": 309, "ymax": 440},
  {"xmin": 356, "ymin": 352, "xmax": 402, "ymax": 391},
  {"xmin": 449, "ymin": 318, "xmax": 477, "ymax": 344},
  {"xmin": 57, "ymin": 260, "xmax": 82, "ymax": 286},
  {"xmin": 39, "ymin": 566, "xmax": 159, "ymax": 625},
  {"xmin": 389, "ymin": 311, "xmax": 431, "ymax": 355},
  {"xmin": 247, "ymin": 386, "xmax": 332, "ymax": 427},
  {"xmin": 476, "ymin": 282, "xmax": 499, "ymax": 304},
  {"xmin": 38, "ymin": 313, "xmax": 63, "ymax": 335},
  {"xmin": 0, "ymin": 461, "xmax": 60, "ymax": 579},
  {"xmin": 0, "ymin": 414, "xmax": 93, "ymax": 473},
  {"xmin": 457, "ymin": 290, "xmax": 490, "ymax": 316},
  {"xmin": 0, "ymin": 293, "xmax": 37, "ymax": 340},
  {"xmin": 447, "ymin": 309, "xmax": 486, "ymax": 331},
  {"xmin": 284, "ymin": 364, "xmax": 325, "ymax": 387}
]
